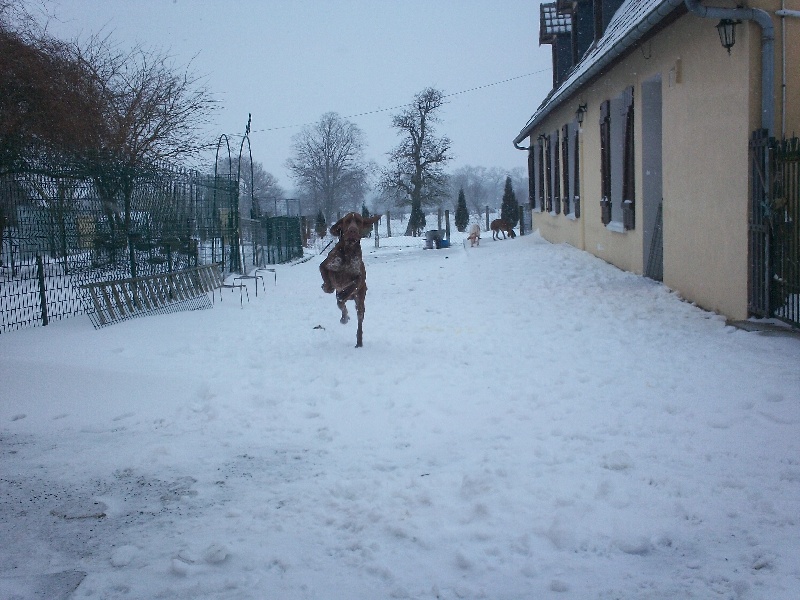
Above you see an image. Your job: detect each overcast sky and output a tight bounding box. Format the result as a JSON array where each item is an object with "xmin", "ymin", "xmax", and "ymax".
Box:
[{"xmin": 37, "ymin": 0, "xmax": 552, "ymax": 190}]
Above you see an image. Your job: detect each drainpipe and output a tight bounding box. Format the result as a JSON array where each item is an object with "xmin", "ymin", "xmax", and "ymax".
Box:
[
  {"xmin": 778, "ymin": 3, "xmax": 795, "ymax": 137},
  {"xmin": 684, "ymin": 0, "xmax": 775, "ymax": 136}
]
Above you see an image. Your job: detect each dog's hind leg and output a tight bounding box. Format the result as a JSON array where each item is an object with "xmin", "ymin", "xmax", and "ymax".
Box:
[{"xmin": 355, "ymin": 287, "xmax": 366, "ymax": 348}]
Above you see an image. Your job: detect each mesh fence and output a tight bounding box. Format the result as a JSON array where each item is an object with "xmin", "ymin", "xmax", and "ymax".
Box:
[
  {"xmin": 0, "ymin": 162, "xmax": 302, "ymax": 333},
  {"xmin": 772, "ymin": 138, "xmax": 800, "ymax": 327}
]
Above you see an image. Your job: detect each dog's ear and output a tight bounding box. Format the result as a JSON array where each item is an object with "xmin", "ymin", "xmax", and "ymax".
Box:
[{"xmin": 330, "ymin": 218, "xmax": 344, "ymax": 237}]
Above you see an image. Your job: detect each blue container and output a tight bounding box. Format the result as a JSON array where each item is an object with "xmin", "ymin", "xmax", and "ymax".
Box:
[{"xmin": 439, "ymin": 239, "xmax": 450, "ymax": 248}]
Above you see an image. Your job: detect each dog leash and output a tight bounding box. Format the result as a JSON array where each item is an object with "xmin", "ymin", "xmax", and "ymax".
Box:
[{"xmin": 319, "ymin": 238, "xmax": 335, "ymax": 254}]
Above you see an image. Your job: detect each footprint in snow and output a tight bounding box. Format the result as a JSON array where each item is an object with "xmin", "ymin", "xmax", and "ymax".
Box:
[{"xmin": 110, "ymin": 545, "xmax": 138, "ymax": 567}]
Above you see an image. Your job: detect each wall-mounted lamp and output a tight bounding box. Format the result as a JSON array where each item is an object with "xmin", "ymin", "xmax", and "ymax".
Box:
[
  {"xmin": 575, "ymin": 104, "xmax": 587, "ymax": 126},
  {"xmin": 537, "ymin": 133, "xmax": 547, "ymax": 142},
  {"xmin": 716, "ymin": 19, "xmax": 741, "ymax": 54}
]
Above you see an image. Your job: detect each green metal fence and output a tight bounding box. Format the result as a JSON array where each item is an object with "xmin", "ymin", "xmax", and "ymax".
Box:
[{"xmin": 0, "ymin": 161, "xmax": 303, "ymax": 333}]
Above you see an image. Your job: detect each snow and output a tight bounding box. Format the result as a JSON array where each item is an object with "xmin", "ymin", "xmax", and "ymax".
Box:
[{"xmin": 1, "ymin": 225, "xmax": 799, "ymax": 599}]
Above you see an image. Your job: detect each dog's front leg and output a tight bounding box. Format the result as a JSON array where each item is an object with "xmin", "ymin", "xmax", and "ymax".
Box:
[
  {"xmin": 337, "ymin": 296, "xmax": 350, "ymax": 324},
  {"xmin": 320, "ymin": 265, "xmax": 335, "ymax": 293}
]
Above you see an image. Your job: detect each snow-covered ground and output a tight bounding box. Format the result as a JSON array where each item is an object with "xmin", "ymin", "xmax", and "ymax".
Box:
[{"xmin": 1, "ymin": 226, "xmax": 799, "ymax": 600}]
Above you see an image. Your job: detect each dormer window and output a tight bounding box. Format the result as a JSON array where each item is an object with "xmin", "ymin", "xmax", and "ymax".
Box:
[{"xmin": 540, "ymin": 3, "xmax": 574, "ymax": 88}]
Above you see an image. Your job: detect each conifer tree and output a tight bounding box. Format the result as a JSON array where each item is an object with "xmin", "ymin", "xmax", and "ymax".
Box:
[
  {"xmin": 500, "ymin": 176, "xmax": 519, "ymax": 228},
  {"xmin": 361, "ymin": 203, "xmax": 372, "ymax": 237},
  {"xmin": 454, "ymin": 188, "xmax": 469, "ymax": 232}
]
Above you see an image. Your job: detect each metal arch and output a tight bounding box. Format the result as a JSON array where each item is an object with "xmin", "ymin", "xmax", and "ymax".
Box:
[{"xmin": 237, "ymin": 114, "xmax": 255, "ymax": 217}]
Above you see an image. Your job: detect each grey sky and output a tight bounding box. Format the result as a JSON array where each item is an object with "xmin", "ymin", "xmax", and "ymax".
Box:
[{"xmin": 40, "ymin": 0, "xmax": 552, "ymax": 190}]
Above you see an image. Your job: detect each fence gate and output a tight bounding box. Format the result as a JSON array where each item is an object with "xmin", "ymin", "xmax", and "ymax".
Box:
[{"xmin": 749, "ymin": 130, "xmax": 800, "ymax": 328}]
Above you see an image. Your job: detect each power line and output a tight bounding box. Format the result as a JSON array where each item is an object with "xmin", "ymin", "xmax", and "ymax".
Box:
[{"xmin": 239, "ymin": 69, "xmax": 547, "ymax": 137}]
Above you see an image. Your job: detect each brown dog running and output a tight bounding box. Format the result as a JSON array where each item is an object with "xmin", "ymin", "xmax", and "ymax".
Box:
[
  {"xmin": 490, "ymin": 219, "xmax": 516, "ymax": 240},
  {"xmin": 320, "ymin": 212, "xmax": 381, "ymax": 347}
]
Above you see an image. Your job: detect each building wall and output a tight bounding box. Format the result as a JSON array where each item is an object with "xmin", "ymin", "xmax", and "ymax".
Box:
[
  {"xmin": 776, "ymin": 2, "xmax": 800, "ymax": 137},
  {"xmin": 660, "ymin": 14, "xmax": 752, "ymax": 321},
  {"xmin": 530, "ymin": 7, "xmax": 772, "ymax": 321}
]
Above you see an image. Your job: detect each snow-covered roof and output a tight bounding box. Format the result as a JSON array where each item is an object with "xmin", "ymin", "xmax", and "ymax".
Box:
[{"xmin": 514, "ymin": 0, "xmax": 687, "ymax": 145}]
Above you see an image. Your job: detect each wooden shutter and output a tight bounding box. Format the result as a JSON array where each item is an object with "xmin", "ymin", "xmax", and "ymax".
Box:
[
  {"xmin": 573, "ymin": 122, "xmax": 581, "ymax": 219},
  {"xmin": 537, "ymin": 140, "xmax": 545, "ymax": 211},
  {"xmin": 553, "ymin": 131, "xmax": 561, "ymax": 214},
  {"xmin": 562, "ymin": 124, "xmax": 570, "ymax": 215},
  {"xmin": 622, "ymin": 86, "xmax": 636, "ymax": 230},
  {"xmin": 545, "ymin": 135, "xmax": 553, "ymax": 212},
  {"xmin": 600, "ymin": 100, "xmax": 612, "ymax": 225},
  {"xmin": 527, "ymin": 147, "xmax": 535, "ymax": 209}
]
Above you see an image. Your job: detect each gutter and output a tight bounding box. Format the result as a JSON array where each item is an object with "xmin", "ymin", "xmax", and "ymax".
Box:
[
  {"xmin": 513, "ymin": 0, "xmax": 687, "ymax": 148},
  {"xmin": 514, "ymin": 0, "xmax": 778, "ymax": 148},
  {"xmin": 684, "ymin": 0, "xmax": 775, "ymax": 136}
]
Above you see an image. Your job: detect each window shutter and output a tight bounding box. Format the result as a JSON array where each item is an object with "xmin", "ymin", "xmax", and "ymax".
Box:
[
  {"xmin": 537, "ymin": 140, "xmax": 545, "ymax": 211},
  {"xmin": 600, "ymin": 100, "xmax": 612, "ymax": 225},
  {"xmin": 553, "ymin": 131, "xmax": 561, "ymax": 214},
  {"xmin": 561, "ymin": 124, "xmax": 570, "ymax": 215},
  {"xmin": 545, "ymin": 135, "xmax": 553, "ymax": 212},
  {"xmin": 527, "ymin": 147, "xmax": 535, "ymax": 209},
  {"xmin": 573, "ymin": 122, "xmax": 581, "ymax": 219},
  {"xmin": 622, "ymin": 86, "xmax": 636, "ymax": 230}
]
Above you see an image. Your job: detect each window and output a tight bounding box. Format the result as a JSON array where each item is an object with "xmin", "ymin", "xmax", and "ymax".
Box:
[{"xmin": 598, "ymin": 87, "xmax": 636, "ymax": 230}]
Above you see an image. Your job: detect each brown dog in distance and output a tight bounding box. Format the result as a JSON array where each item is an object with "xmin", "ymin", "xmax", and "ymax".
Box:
[
  {"xmin": 490, "ymin": 219, "xmax": 516, "ymax": 240},
  {"xmin": 320, "ymin": 212, "xmax": 381, "ymax": 347}
]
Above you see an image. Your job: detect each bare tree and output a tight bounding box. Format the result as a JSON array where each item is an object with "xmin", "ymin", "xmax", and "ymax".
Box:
[
  {"xmin": 1, "ymin": 8, "xmax": 218, "ymax": 276},
  {"xmin": 0, "ymin": 7, "xmax": 105, "ymax": 172},
  {"xmin": 286, "ymin": 112, "xmax": 369, "ymax": 224},
  {"xmin": 449, "ymin": 166, "xmax": 493, "ymax": 218},
  {"xmin": 70, "ymin": 36, "xmax": 216, "ymax": 169},
  {"xmin": 1, "ymin": 4, "xmax": 215, "ymax": 171},
  {"xmin": 217, "ymin": 155, "xmax": 284, "ymax": 218},
  {"xmin": 71, "ymin": 37, "xmax": 217, "ymax": 276},
  {"xmin": 381, "ymin": 87, "xmax": 451, "ymax": 236}
]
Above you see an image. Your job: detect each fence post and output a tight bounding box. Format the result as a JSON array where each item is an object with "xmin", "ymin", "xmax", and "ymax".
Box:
[
  {"xmin": 386, "ymin": 211, "xmax": 392, "ymax": 237},
  {"xmin": 485, "ymin": 206, "xmax": 490, "ymax": 231},
  {"xmin": 445, "ymin": 210, "xmax": 450, "ymax": 240},
  {"xmin": 519, "ymin": 204, "xmax": 525, "ymax": 236},
  {"xmin": 36, "ymin": 254, "xmax": 49, "ymax": 327},
  {"xmin": 374, "ymin": 221, "xmax": 380, "ymax": 248}
]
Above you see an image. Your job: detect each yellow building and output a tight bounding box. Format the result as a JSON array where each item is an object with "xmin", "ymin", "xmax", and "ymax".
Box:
[{"xmin": 514, "ymin": 0, "xmax": 799, "ymax": 327}]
